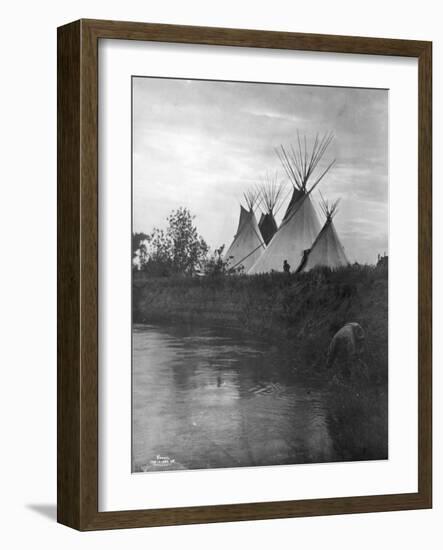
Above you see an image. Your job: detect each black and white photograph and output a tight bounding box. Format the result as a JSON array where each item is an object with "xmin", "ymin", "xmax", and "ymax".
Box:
[
  {"xmin": 131, "ymin": 76, "xmax": 389, "ymax": 473},
  {"xmin": 0, "ymin": 0, "xmax": 437, "ymax": 541}
]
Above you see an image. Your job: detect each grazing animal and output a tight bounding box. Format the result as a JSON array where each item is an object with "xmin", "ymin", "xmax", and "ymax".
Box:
[{"xmin": 326, "ymin": 322, "xmax": 365, "ymax": 379}]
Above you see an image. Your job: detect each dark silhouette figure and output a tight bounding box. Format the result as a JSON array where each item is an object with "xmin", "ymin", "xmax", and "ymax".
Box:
[
  {"xmin": 326, "ymin": 322, "xmax": 367, "ymax": 381},
  {"xmin": 283, "ymin": 259, "xmax": 290, "ymax": 274},
  {"xmin": 296, "ymin": 249, "xmax": 310, "ymax": 273}
]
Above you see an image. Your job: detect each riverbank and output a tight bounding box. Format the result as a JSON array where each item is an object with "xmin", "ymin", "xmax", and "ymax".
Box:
[
  {"xmin": 133, "ymin": 264, "xmax": 388, "ymax": 463},
  {"xmin": 132, "ymin": 321, "xmax": 387, "ymax": 471},
  {"xmin": 133, "ymin": 264, "xmax": 388, "ymax": 380}
]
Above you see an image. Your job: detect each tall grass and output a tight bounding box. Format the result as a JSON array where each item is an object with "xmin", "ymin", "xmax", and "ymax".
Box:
[
  {"xmin": 134, "ymin": 264, "xmax": 389, "ymax": 460},
  {"xmin": 134, "ymin": 264, "xmax": 387, "ymax": 376}
]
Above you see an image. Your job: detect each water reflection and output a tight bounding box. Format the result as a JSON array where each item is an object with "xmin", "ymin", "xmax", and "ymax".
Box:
[{"xmin": 132, "ymin": 323, "xmax": 337, "ymax": 472}]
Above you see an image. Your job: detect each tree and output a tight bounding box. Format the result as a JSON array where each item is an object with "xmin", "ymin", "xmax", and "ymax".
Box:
[
  {"xmin": 144, "ymin": 227, "xmax": 174, "ymax": 276},
  {"xmin": 203, "ymin": 245, "xmax": 243, "ymax": 276},
  {"xmin": 166, "ymin": 208, "xmax": 208, "ymax": 275},
  {"xmin": 132, "ymin": 232, "xmax": 148, "ymax": 270},
  {"xmin": 135, "ymin": 207, "xmax": 209, "ymax": 276}
]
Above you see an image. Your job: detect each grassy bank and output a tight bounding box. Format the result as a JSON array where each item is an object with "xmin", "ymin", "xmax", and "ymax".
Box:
[
  {"xmin": 134, "ymin": 265, "xmax": 387, "ymax": 371},
  {"xmin": 133, "ymin": 264, "xmax": 388, "ymax": 461}
]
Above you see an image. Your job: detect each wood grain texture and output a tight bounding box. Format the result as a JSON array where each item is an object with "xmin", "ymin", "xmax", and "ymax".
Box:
[
  {"xmin": 83, "ymin": 18, "xmax": 429, "ymax": 56},
  {"xmin": 57, "ymin": 20, "xmax": 81, "ymax": 528},
  {"xmin": 57, "ymin": 19, "xmax": 432, "ymax": 531},
  {"xmin": 417, "ymin": 42, "xmax": 432, "ymax": 506}
]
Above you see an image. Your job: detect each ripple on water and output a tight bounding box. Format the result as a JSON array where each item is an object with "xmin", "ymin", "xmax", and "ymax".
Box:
[{"xmin": 132, "ymin": 323, "xmax": 337, "ymax": 472}]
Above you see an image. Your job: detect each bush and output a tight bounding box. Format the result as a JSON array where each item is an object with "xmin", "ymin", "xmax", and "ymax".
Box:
[
  {"xmin": 133, "ymin": 207, "xmax": 209, "ymax": 276},
  {"xmin": 133, "ymin": 264, "xmax": 388, "ymax": 381}
]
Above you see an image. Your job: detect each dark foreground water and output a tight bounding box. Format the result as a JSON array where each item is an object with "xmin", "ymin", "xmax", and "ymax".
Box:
[{"xmin": 132, "ymin": 323, "xmax": 387, "ymax": 472}]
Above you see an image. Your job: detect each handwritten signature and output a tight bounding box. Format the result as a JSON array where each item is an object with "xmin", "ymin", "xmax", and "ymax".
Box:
[{"xmin": 150, "ymin": 454, "xmax": 176, "ymax": 466}]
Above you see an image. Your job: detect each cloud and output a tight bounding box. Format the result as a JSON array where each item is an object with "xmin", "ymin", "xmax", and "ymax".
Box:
[{"xmin": 133, "ymin": 77, "xmax": 388, "ymax": 265}]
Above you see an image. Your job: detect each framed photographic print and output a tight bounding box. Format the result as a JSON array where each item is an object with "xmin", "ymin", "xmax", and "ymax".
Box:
[{"xmin": 57, "ymin": 19, "xmax": 432, "ymax": 530}]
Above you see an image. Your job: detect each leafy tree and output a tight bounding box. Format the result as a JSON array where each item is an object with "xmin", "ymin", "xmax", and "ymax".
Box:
[
  {"xmin": 135, "ymin": 208, "xmax": 209, "ymax": 276},
  {"xmin": 132, "ymin": 232, "xmax": 148, "ymax": 270},
  {"xmin": 143, "ymin": 227, "xmax": 173, "ymax": 276},
  {"xmin": 132, "ymin": 232, "xmax": 148, "ymax": 259},
  {"xmin": 203, "ymin": 245, "xmax": 243, "ymax": 276},
  {"xmin": 166, "ymin": 208, "xmax": 208, "ymax": 275}
]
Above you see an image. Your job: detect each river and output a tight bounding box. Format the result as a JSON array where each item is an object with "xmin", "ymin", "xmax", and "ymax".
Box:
[
  {"xmin": 132, "ymin": 322, "xmax": 358, "ymax": 472},
  {"xmin": 132, "ymin": 322, "xmax": 389, "ymax": 472}
]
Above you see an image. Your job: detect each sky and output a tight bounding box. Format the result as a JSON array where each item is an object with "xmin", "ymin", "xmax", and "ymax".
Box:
[{"xmin": 133, "ymin": 77, "xmax": 388, "ymax": 265}]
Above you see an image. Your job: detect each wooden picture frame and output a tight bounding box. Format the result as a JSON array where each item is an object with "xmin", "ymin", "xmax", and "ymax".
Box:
[{"xmin": 57, "ymin": 18, "xmax": 432, "ymax": 530}]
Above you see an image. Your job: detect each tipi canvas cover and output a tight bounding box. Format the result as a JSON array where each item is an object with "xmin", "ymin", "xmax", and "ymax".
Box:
[
  {"xmin": 259, "ymin": 213, "xmax": 278, "ymax": 246},
  {"xmin": 281, "ymin": 187, "xmax": 304, "ymax": 222},
  {"xmin": 298, "ymin": 197, "xmax": 349, "ymax": 272},
  {"xmin": 249, "ymin": 132, "xmax": 335, "ymax": 274},
  {"xmin": 225, "ymin": 194, "xmax": 265, "ymax": 272},
  {"xmin": 258, "ymin": 173, "xmax": 284, "ymax": 245},
  {"xmin": 249, "ymin": 194, "xmax": 321, "ymax": 273}
]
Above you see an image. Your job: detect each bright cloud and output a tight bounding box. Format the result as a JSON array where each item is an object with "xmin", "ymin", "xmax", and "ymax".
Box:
[{"xmin": 133, "ymin": 77, "xmax": 388, "ymax": 265}]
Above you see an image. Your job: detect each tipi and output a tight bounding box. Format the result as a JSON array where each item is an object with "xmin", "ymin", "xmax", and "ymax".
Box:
[
  {"xmin": 249, "ymin": 132, "xmax": 336, "ymax": 274},
  {"xmin": 258, "ymin": 173, "xmax": 284, "ymax": 245},
  {"xmin": 225, "ymin": 189, "xmax": 265, "ymax": 272},
  {"xmin": 297, "ymin": 194, "xmax": 349, "ymax": 272}
]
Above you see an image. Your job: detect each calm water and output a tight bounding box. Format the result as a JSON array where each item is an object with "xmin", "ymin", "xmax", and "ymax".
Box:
[{"xmin": 132, "ymin": 323, "xmax": 344, "ymax": 472}]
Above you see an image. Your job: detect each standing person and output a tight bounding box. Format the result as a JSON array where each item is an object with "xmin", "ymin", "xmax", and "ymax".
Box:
[{"xmin": 283, "ymin": 259, "xmax": 290, "ymax": 274}]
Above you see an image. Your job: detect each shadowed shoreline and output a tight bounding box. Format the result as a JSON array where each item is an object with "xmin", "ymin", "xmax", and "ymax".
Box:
[{"xmin": 132, "ymin": 264, "xmax": 388, "ymax": 470}]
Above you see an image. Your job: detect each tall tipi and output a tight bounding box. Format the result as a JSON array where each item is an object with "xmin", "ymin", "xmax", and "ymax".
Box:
[
  {"xmin": 225, "ymin": 189, "xmax": 265, "ymax": 272},
  {"xmin": 258, "ymin": 173, "xmax": 284, "ymax": 245},
  {"xmin": 297, "ymin": 195, "xmax": 349, "ymax": 272},
  {"xmin": 249, "ymin": 132, "xmax": 335, "ymax": 274}
]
